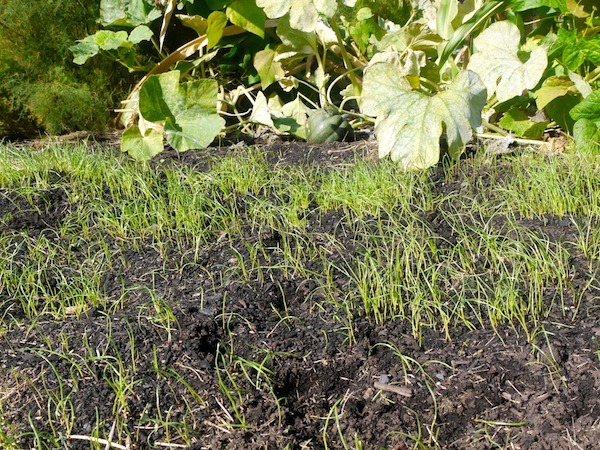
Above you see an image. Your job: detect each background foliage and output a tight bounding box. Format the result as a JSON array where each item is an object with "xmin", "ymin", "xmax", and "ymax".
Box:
[
  {"xmin": 0, "ymin": 0, "xmax": 136, "ymax": 136},
  {"xmin": 1, "ymin": 0, "xmax": 598, "ymax": 164}
]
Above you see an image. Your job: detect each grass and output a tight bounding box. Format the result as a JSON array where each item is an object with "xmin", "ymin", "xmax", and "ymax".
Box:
[{"xmin": 1, "ymin": 141, "xmax": 599, "ymax": 448}]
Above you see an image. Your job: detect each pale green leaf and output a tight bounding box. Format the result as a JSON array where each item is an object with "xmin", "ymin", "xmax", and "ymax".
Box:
[
  {"xmin": 227, "ymin": 0, "xmax": 266, "ymax": 38},
  {"xmin": 437, "ymin": 0, "xmax": 458, "ymax": 40},
  {"xmin": 249, "ymin": 92, "xmax": 275, "ymax": 127},
  {"xmin": 121, "ymin": 126, "xmax": 164, "ymax": 161},
  {"xmin": 254, "ymin": 49, "xmax": 285, "ymax": 89},
  {"xmin": 361, "ymin": 63, "xmax": 486, "ymax": 169},
  {"xmin": 256, "ymin": 0, "xmax": 290, "ymax": 19},
  {"xmin": 177, "ymin": 14, "xmax": 208, "ymax": 36},
  {"xmin": 95, "ymin": 30, "xmax": 130, "ymax": 50},
  {"xmin": 100, "ymin": 0, "xmax": 129, "ymax": 26},
  {"xmin": 534, "ymin": 76, "xmax": 578, "ymax": 110},
  {"xmin": 570, "ymin": 90, "xmax": 600, "ymax": 121},
  {"xmin": 70, "ymin": 39, "xmax": 99, "ymax": 65},
  {"xmin": 207, "ymin": 11, "xmax": 228, "ymax": 49},
  {"xmin": 569, "ymin": 71, "xmax": 593, "ymax": 98},
  {"xmin": 276, "ymin": 14, "xmax": 317, "ymax": 51},
  {"xmin": 468, "ymin": 21, "xmax": 548, "ymax": 102},
  {"xmin": 257, "ymin": 0, "xmax": 337, "ymax": 32},
  {"xmin": 438, "ymin": 0, "xmax": 508, "ymax": 69},
  {"xmin": 165, "ymin": 115, "xmax": 225, "ymax": 151},
  {"xmin": 129, "ymin": 25, "xmax": 154, "ymax": 44}
]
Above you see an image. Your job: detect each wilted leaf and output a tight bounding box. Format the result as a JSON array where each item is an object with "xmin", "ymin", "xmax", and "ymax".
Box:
[
  {"xmin": 121, "ymin": 126, "xmax": 164, "ymax": 161},
  {"xmin": 249, "ymin": 91, "xmax": 275, "ymax": 127},
  {"xmin": 159, "ymin": 0, "xmax": 177, "ymax": 51},
  {"xmin": 361, "ymin": 63, "xmax": 486, "ymax": 169},
  {"xmin": 468, "ymin": 21, "xmax": 547, "ymax": 102}
]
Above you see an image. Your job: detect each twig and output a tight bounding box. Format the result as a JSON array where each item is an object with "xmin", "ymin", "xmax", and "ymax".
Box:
[
  {"xmin": 154, "ymin": 442, "xmax": 189, "ymax": 448},
  {"xmin": 373, "ymin": 381, "xmax": 412, "ymax": 398},
  {"xmin": 68, "ymin": 435, "xmax": 128, "ymax": 450}
]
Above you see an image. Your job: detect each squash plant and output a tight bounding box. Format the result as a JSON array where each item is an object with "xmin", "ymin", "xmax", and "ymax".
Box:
[{"xmin": 71, "ymin": 0, "xmax": 599, "ymax": 164}]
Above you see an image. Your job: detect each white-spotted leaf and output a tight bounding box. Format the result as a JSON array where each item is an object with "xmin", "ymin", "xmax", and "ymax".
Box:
[
  {"xmin": 256, "ymin": 0, "xmax": 337, "ymax": 32},
  {"xmin": 468, "ymin": 21, "xmax": 547, "ymax": 103},
  {"xmin": 361, "ymin": 63, "xmax": 486, "ymax": 169}
]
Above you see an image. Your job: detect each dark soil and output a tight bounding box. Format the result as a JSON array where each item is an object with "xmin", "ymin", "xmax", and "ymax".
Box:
[{"xmin": 1, "ymin": 139, "xmax": 599, "ymax": 449}]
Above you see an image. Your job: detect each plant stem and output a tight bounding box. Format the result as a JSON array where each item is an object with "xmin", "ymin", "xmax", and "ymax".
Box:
[{"xmin": 330, "ymin": 20, "xmax": 361, "ymax": 98}]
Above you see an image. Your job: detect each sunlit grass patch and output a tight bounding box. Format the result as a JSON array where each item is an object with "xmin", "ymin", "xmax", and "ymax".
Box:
[{"xmin": 1, "ymin": 141, "xmax": 599, "ymax": 448}]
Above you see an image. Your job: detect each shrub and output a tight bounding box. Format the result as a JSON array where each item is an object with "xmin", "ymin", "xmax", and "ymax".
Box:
[{"xmin": 0, "ymin": 0, "xmax": 135, "ymax": 136}]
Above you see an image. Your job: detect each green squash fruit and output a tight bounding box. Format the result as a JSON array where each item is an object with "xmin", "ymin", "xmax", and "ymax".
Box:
[{"xmin": 305, "ymin": 108, "xmax": 354, "ymax": 143}]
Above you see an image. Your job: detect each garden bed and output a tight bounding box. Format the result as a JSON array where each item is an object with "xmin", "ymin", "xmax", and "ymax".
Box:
[{"xmin": 0, "ymin": 139, "xmax": 599, "ymax": 449}]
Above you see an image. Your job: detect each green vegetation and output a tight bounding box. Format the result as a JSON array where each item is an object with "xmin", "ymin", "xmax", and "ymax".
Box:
[
  {"xmin": 0, "ymin": 141, "xmax": 599, "ymax": 447},
  {"xmin": 67, "ymin": 0, "xmax": 599, "ymax": 163},
  {"xmin": 0, "ymin": 0, "xmax": 135, "ymax": 136}
]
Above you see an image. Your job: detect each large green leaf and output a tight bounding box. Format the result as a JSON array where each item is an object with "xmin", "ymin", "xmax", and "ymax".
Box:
[
  {"xmin": 254, "ymin": 49, "xmax": 285, "ymax": 88},
  {"xmin": 571, "ymin": 90, "xmax": 600, "ymax": 122},
  {"xmin": 100, "ymin": 0, "xmax": 129, "ymax": 26},
  {"xmin": 510, "ymin": 0, "xmax": 567, "ymax": 11},
  {"xmin": 573, "ymin": 119, "xmax": 600, "ymax": 152},
  {"xmin": 226, "ymin": 0, "xmax": 266, "ymax": 38},
  {"xmin": 256, "ymin": 0, "xmax": 337, "ymax": 32},
  {"xmin": 165, "ymin": 115, "xmax": 226, "ymax": 151},
  {"xmin": 139, "ymin": 71, "xmax": 180, "ymax": 122},
  {"xmin": 498, "ymin": 109, "xmax": 548, "ymax": 139},
  {"xmin": 137, "ymin": 71, "xmax": 225, "ymax": 153},
  {"xmin": 360, "ymin": 63, "xmax": 486, "ymax": 169},
  {"xmin": 468, "ymin": 21, "xmax": 547, "ymax": 102}
]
